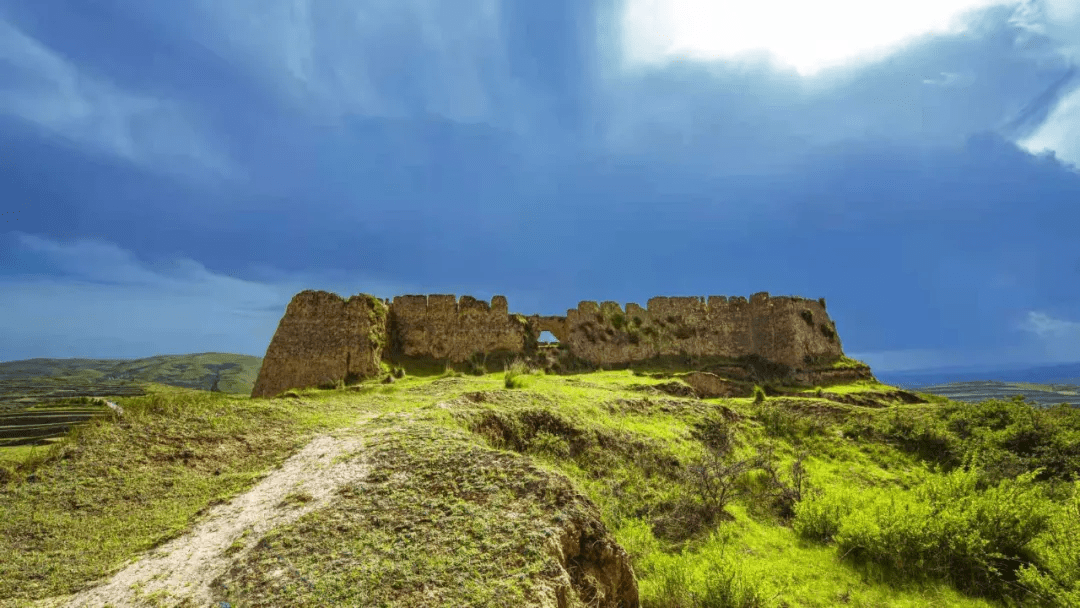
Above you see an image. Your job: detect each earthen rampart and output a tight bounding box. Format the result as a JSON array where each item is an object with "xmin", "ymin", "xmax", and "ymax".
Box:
[
  {"xmin": 386, "ymin": 294, "xmax": 530, "ymax": 363},
  {"xmin": 252, "ymin": 290, "xmax": 852, "ymax": 397},
  {"xmin": 251, "ymin": 291, "xmax": 388, "ymax": 398},
  {"xmin": 559, "ymin": 292, "xmax": 841, "ymax": 370}
]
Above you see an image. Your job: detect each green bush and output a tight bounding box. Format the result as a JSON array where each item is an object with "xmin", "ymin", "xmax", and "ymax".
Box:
[
  {"xmin": 611, "ymin": 312, "xmax": 626, "ymax": 330},
  {"xmin": 752, "ymin": 386, "xmax": 766, "ymax": 404},
  {"xmin": 793, "ymin": 487, "xmax": 864, "ymax": 542},
  {"xmin": 758, "ymin": 406, "xmax": 824, "ymax": 444},
  {"xmin": 1015, "ymin": 480, "xmax": 1080, "ymax": 606},
  {"xmin": 878, "ymin": 407, "xmax": 959, "ymax": 466},
  {"xmin": 800, "ymin": 466, "xmax": 1055, "ymax": 600},
  {"xmin": 504, "ymin": 359, "xmax": 529, "ymax": 389},
  {"xmin": 890, "ymin": 399, "xmax": 1080, "ymax": 483},
  {"xmin": 528, "ymin": 430, "xmax": 570, "ymax": 460}
]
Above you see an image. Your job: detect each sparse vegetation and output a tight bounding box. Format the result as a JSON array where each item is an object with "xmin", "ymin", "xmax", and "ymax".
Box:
[
  {"xmin": 611, "ymin": 312, "xmax": 627, "ymax": 330},
  {"xmin": 504, "ymin": 359, "xmax": 530, "ymax": 389},
  {"xmin": 281, "ymin": 490, "xmax": 314, "ymax": 506},
  {"xmin": 819, "ymin": 323, "xmax": 837, "ymax": 341},
  {"xmin": 831, "ymin": 355, "xmax": 867, "ymax": 369}
]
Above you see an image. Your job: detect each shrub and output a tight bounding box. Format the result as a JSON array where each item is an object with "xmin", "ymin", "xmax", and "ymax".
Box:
[
  {"xmin": 831, "ymin": 356, "xmax": 866, "ymax": 369},
  {"xmin": 818, "ymin": 467, "xmax": 1054, "ymax": 600},
  {"xmin": 611, "ymin": 312, "xmax": 626, "ymax": 330},
  {"xmin": 912, "ymin": 398, "xmax": 1080, "ymax": 482},
  {"xmin": 800, "ymin": 310, "xmax": 814, "ymax": 326},
  {"xmin": 685, "ymin": 452, "xmax": 753, "ymax": 523},
  {"xmin": 529, "ymin": 431, "xmax": 571, "ymax": 460},
  {"xmin": 690, "ymin": 414, "xmax": 736, "ymax": 457},
  {"xmin": 758, "ymin": 406, "xmax": 824, "ymax": 444},
  {"xmin": 504, "ymin": 359, "xmax": 529, "ymax": 389},
  {"xmin": 879, "ymin": 407, "xmax": 958, "ymax": 466},
  {"xmin": 818, "ymin": 323, "xmax": 836, "ymax": 341},
  {"xmin": 753, "ymin": 447, "xmax": 811, "ymax": 519},
  {"xmin": 467, "ymin": 352, "xmax": 489, "ymax": 376},
  {"xmin": 752, "ymin": 386, "xmax": 766, "ymax": 404},
  {"xmin": 684, "ymin": 415, "xmax": 754, "ymax": 521},
  {"xmin": 794, "ymin": 487, "xmax": 864, "ymax": 542},
  {"xmin": 1015, "ymin": 480, "xmax": 1080, "ymax": 605}
]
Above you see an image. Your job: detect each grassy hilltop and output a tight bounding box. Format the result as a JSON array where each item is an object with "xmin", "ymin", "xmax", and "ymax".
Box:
[{"xmin": 1, "ymin": 364, "xmax": 1079, "ymax": 607}]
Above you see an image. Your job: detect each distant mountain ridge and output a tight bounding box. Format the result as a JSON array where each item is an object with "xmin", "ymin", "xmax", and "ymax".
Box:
[{"xmin": 0, "ymin": 353, "xmax": 263, "ymax": 395}]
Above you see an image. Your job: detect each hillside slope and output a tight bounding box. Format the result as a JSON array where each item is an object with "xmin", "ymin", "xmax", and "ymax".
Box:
[
  {"xmin": 1, "ymin": 370, "xmax": 1078, "ymax": 607},
  {"xmin": 0, "ymin": 353, "xmax": 262, "ymax": 395}
]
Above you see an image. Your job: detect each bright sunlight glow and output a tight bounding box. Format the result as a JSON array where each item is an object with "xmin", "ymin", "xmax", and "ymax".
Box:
[{"xmin": 621, "ymin": 0, "xmax": 1017, "ymax": 75}]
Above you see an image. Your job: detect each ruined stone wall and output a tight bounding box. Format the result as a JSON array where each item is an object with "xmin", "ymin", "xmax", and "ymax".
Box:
[
  {"xmin": 251, "ymin": 290, "xmax": 388, "ymax": 398},
  {"xmin": 253, "ymin": 289, "xmax": 850, "ymax": 397},
  {"xmin": 387, "ymin": 294, "xmax": 530, "ymax": 363},
  {"xmin": 560, "ymin": 292, "xmax": 842, "ymax": 370}
]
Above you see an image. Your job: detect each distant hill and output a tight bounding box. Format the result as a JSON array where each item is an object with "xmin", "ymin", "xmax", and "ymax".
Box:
[
  {"xmin": 876, "ymin": 361, "xmax": 1080, "ymax": 407},
  {"xmin": 877, "ymin": 361, "xmax": 1080, "ymax": 389},
  {"xmin": 0, "ymin": 353, "xmax": 263, "ymax": 395},
  {"xmin": 911, "ymin": 381, "xmax": 1080, "ymax": 407}
]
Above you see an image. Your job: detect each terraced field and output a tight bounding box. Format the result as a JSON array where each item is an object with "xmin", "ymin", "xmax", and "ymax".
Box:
[
  {"xmin": 0, "ymin": 399, "xmax": 121, "ymax": 447},
  {"xmin": 0, "ymin": 380, "xmax": 146, "ymax": 450},
  {"xmin": 0, "ymin": 352, "xmax": 261, "ymax": 451},
  {"xmin": 0, "ymin": 383, "xmax": 147, "ymax": 412},
  {"xmin": 916, "ymin": 380, "xmax": 1080, "ymax": 407}
]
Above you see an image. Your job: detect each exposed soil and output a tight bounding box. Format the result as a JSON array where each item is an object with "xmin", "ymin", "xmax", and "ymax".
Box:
[{"xmin": 33, "ymin": 420, "xmax": 376, "ymax": 608}]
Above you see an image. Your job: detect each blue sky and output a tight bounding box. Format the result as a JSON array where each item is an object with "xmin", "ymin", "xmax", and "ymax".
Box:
[{"xmin": 2, "ymin": 0, "xmax": 1079, "ymax": 372}]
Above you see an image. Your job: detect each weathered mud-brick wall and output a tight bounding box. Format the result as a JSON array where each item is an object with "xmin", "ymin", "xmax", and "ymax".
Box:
[
  {"xmin": 560, "ymin": 292, "xmax": 842, "ymax": 370},
  {"xmin": 251, "ymin": 291, "xmax": 388, "ymax": 398},
  {"xmin": 387, "ymin": 295, "xmax": 530, "ymax": 363}
]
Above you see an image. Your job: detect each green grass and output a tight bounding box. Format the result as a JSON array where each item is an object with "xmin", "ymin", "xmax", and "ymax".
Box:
[
  {"xmin": 2, "ymin": 370, "xmax": 1078, "ymax": 607},
  {"xmin": 831, "ymin": 356, "xmax": 869, "ymax": 370}
]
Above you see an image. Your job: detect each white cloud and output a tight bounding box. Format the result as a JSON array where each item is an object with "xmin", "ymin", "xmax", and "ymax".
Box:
[
  {"xmin": 1019, "ymin": 311, "xmax": 1080, "ymax": 361},
  {"xmin": 849, "ymin": 312, "xmax": 1080, "ymax": 373},
  {"xmin": 1010, "ymin": 0, "xmax": 1080, "ymax": 168},
  {"xmin": 0, "ymin": 233, "xmax": 462, "ymax": 361},
  {"xmin": 1021, "ymin": 311, "xmax": 1080, "ymax": 338},
  {"xmin": 0, "ymin": 19, "xmax": 238, "ymax": 180},
  {"xmin": 0, "ymin": 234, "xmax": 298, "ymax": 360},
  {"xmin": 181, "ymin": 0, "xmax": 515, "ymax": 128},
  {"xmin": 1018, "ymin": 85, "xmax": 1080, "ymax": 169},
  {"xmin": 923, "ymin": 71, "xmax": 977, "ymax": 87},
  {"xmin": 620, "ymin": 0, "xmax": 1015, "ymax": 76}
]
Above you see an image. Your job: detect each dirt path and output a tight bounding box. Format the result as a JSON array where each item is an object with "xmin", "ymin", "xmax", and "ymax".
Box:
[{"xmin": 34, "ymin": 422, "xmax": 376, "ymax": 608}]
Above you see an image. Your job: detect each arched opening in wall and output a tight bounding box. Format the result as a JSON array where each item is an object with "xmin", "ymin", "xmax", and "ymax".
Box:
[{"xmin": 539, "ymin": 331, "xmax": 559, "ymax": 345}]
